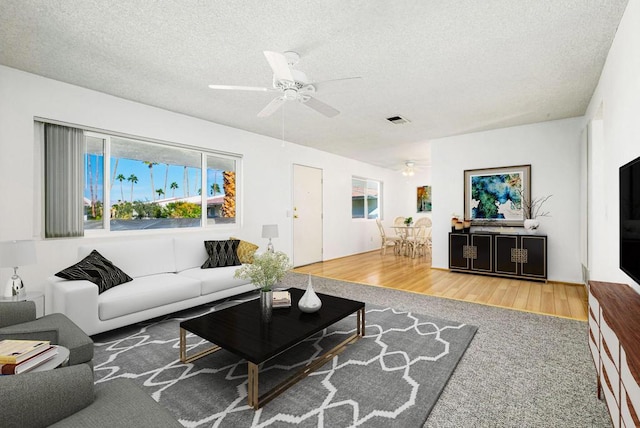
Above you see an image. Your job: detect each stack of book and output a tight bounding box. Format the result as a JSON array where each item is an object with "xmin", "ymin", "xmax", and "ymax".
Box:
[
  {"xmin": 0, "ymin": 339, "xmax": 58, "ymax": 375},
  {"xmin": 273, "ymin": 290, "xmax": 291, "ymax": 308}
]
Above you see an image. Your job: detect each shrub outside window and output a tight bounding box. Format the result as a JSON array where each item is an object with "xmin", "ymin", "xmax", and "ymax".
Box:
[{"xmin": 106, "ymin": 136, "xmax": 206, "ymax": 230}]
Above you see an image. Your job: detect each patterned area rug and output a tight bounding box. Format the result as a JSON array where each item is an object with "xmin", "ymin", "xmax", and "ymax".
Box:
[{"xmin": 92, "ymin": 292, "xmax": 477, "ymax": 427}]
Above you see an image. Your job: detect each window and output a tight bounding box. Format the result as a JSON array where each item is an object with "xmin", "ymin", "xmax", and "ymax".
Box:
[
  {"xmin": 352, "ymin": 177, "xmax": 380, "ymax": 219},
  {"xmin": 84, "ymin": 136, "xmax": 105, "ymax": 231},
  {"xmin": 206, "ymin": 155, "xmax": 236, "ymax": 225},
  {"xmin": 43, "ymin": 122, "xmax": 239, "ymax": 237}
]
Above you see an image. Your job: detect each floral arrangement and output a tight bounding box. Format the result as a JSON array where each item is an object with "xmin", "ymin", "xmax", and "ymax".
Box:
[
  {"xmin": 234, "ymin": 251, "xmax": 292, "ymax": 292},
  {"xmin": 404, "ymin": 216, "xmax": 413, "ymax": 226}
]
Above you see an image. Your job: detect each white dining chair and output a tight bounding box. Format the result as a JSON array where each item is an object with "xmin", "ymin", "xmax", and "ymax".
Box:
[
  {"xmin": 376, "ymin": 219, "xmax": 401, "ymax": 255},
  {"xmin": 408, "ymin": 217, "xmax": 432, "ymax": 258}
]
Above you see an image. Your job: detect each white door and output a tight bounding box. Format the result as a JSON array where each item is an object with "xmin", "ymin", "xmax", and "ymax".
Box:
[{"xmin": 293, "ymin": 164, "xmax": 323, "ymax": 267}]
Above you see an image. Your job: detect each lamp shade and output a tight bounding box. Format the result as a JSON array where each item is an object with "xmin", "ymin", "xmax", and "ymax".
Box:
[
  {"xmin": 0, "ymin": 240, "xmax": 37, "ymax": 268},
  {"xmin": 262, "ymin": 224, "xmax": 279, "ymax": 239}
]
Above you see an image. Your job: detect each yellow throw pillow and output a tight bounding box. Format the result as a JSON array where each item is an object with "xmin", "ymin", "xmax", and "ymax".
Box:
[{"xmin": 230, "ymin": 237, "xmax": 259, "ymax": 264}]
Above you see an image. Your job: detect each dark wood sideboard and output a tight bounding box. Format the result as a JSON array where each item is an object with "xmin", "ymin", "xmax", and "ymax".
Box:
[
  {"xmin": 588, "ymin": 281, "xmax": 640, "ymax": 427},
  {"xmin": 448, "ymin": 232, "xmax": 547, "ymax": 282}
]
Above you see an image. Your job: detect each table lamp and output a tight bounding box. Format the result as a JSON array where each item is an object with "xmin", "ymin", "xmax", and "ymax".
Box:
[
  {"xmin": 0, "ymin": 240, "xmax": 37, "ymax": 299},
  {"xmin": 262, "ymin": 224, "xmax": 278, "ymax": 253}
]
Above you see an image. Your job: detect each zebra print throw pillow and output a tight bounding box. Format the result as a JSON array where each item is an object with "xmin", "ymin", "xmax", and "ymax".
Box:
[
  {"xmin": 201, "ymin": 240, "xmax": 242, "ymax": 269},
  {"xmin": 55, "ymin": 250, "xmax": 133, "ymax": 294}
]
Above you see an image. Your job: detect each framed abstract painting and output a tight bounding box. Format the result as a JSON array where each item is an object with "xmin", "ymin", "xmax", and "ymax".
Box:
[
  {"xmin": 417, "ymin": 185, "xmax": 432, "ymax": 212},
  {"xmin": 464, "ymin": 165, "xmax": 531, "ymax": 226}
]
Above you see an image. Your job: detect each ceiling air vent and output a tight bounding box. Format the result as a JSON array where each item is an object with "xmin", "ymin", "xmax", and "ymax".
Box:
[{"xmin": 386, "ymin": 115, "xmax": 410, "ymax": 125}]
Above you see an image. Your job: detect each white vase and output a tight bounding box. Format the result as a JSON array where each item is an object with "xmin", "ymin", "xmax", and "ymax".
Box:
[
  {"xmin": 298, "ymin": 275, "xmax": 322, "ymax": 313},
  {"xmin": 523, "ymin": 219, "xmax": 540, "ymax": 234}
]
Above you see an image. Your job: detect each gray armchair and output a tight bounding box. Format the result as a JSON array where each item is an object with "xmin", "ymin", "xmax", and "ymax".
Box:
[
  {"xmin": 0, "ymin": 301, "xmax": 93, "ymax": 365},
  {"xmin": 0, "ymin": 364, "xmax": 182, "ymax": 428}
]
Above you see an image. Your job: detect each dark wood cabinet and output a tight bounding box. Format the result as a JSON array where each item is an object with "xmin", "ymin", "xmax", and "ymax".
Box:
[
  {"xmin": 495, "ymin": 235, "xmax": 518, "ymax": 276},
  {"xmin": 449, "ymin": 232, "xmax": 547, "ymax": 282},
  {"xmin": 449, "ymin": 233, "xmax": 470, "ymax": 270},
  {"xmin": 520, "ymin": 236, "xmax": 546, "ymax": 278},
  {"xmin": 470, "ymin": 233, "xmax": 493, "ymax": 272}
]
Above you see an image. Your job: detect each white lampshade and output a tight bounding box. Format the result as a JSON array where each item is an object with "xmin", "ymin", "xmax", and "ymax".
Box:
[
  {"xmin": 0, "ymin": 240, "xmax": 37, "ymax": 268},
  {"xmin": 262, "ymin": 224, "xmax": 279, "ymax": 239}
]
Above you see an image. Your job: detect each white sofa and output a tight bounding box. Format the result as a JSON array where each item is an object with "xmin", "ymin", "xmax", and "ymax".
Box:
[{"xmin": 46, "ymin": 237, "xmax": 256, "ymax": 336}]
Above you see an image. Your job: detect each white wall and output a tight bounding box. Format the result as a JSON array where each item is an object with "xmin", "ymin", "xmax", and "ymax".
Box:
[
  {"xmin": 431, "ymin": 118, "xmax": 584, "ymax": 283},
  {"xmin": 582, "ymin": 0, "xmax": 640, "ymax": 292},
  {"xmin": 0, "ymin": 65, "xmax": 414, "ymax": 293},
  {"xmin": 396, "ymin": 166, "xmax": 433, "ymax": 222}
]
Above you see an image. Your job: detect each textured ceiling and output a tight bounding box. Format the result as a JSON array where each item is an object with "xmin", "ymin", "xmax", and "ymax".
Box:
[{"xmin": 0, "ymin": 0, "xmax": 629, "ymax": 170}]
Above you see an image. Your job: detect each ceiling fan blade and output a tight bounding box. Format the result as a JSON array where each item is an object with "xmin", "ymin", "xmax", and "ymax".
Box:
[
  {"xmin": 257, "ymin": 97, "xmax": 286, "ymax": 118},
  {"xmin": 309, "ymin": 76, "xmax": 362, "ymax": 89},
  {"xmin": 208, "ymin": 84, "xmax": 273, "ymax": 92},
  {"xmin": 302, "ymin": 96, "xmax": 340, "ymax": 118},
  {"xmin": 263, "ymin": 51, "xmax": 295, "ymax": 82}
]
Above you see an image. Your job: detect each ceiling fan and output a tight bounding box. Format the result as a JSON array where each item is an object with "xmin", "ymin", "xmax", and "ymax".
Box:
[
  {"xmin": 208, "ymin": 51, "xmax": 360, "ymax": 118},
  {"xmin": 396, "ymin": 160, "xmax": 430, "ymax": 176}
]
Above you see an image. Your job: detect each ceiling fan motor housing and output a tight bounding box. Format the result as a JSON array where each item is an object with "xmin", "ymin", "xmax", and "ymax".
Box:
[{"xmin": 274, "ymin": 69, "xmax": 309, "ymax": 90}]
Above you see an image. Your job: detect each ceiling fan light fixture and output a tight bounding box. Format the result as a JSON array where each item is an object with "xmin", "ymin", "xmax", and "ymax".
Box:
[
  {"xmin": 283, "ymin": 88, "xmax": 298, "ymax": 100},
  {"xmin": 402, "ymin": 161, "xmax": 415, "ymax": 176}
]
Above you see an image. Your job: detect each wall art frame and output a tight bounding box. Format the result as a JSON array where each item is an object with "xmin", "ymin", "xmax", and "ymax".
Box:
[
  {"xmin": 464, "ymin": 164, "xmax": 531, "ymax": 226},
  {"xmin": 417, "ymin": 185, "xmax": 432, "ymax": 212}
]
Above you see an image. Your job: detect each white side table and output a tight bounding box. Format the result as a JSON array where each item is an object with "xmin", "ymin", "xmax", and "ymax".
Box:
[
  {"xmin": 31, "ymin": 345, "xmax": 70, "ymax": 372},
  {"xmin": 0, "ymin": 291, "xmax": 45, "ymax": 318}
]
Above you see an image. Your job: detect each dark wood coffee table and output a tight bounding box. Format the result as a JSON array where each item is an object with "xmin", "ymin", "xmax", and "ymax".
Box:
[{"xmin": 179, "ymin": 288, "xmax": 365, "ymax": 409}]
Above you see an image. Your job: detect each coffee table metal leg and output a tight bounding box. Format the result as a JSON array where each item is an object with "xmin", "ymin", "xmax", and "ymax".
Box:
[
  {"xmin": 179, "ymin": 328, "xmax": 222, "ymax": 363},
  {"xmin": 247, "ymin": 306, "xmax": 366, "ymax": 409},
  {"xmin": 357, "ymin": 307, "xmax": 365, "ymax": 337},
  {"xmin": 248, "ymin": 362, "xmax": 259, "ymax": 409}
]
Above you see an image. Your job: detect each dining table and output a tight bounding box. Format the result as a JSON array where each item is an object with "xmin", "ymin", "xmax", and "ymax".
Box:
[{"xmin": 392, "ymin": 225, "xmax": 421, "ymax": 256}]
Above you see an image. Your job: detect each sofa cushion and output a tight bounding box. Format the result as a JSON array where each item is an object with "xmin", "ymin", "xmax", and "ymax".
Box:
[
  {"xmin": 79, "ymin": 238, "xmax": 176, "ymax": 278},
  {"xmin": 52, "ymin": 377, "xmax": 183, "ymax": 428},
  {"xmin": 0, "ymin": 300, "xmax": 36, "ymax": 328},
  {"xmin": 230, "ymin": 237, "xmax": 259, "ymax": 264},
  {"xmin": 98, "ymin": 274, "xmax": 201, "ymax": 321},
  {"xmin": 173, "ymin": 236, "xmax": 209, "ymax": 272},
  {"xmin": 179, "ymin": 266, "xmax": 253, "ymax": 295},
  {"xmin": 201, "ymin": 240, "xmax": 241, "ymax": 269},
  {"xmin": 56, "ymin": 250, "xmax": 133, "ymax": 294},
  {"xmin": 0, "ymin": 364, "xmax": 94, "ymax": 428}
]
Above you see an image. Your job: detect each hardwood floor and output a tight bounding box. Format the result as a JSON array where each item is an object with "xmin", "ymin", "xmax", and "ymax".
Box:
[{"xmin": 292, "ymin": 250, "xmax": 588, "ymax": 321}]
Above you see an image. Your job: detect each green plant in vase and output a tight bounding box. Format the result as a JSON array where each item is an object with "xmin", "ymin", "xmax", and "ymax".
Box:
[
  {"xmin": 404, "ymin": 216, "xmax": 413, "ymax": 226},
  {"xmin": 234, "ymin": 251, "xmax": 292, "ymax": 292}
]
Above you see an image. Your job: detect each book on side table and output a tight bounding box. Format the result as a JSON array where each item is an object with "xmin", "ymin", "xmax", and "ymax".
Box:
[
  {"xmin": 1, "ymin": 346, "xmax": 59, "ymax": 374},
  {"xmin": 0, "ymin": 339, "xmax": 50, "ymax": 364}
]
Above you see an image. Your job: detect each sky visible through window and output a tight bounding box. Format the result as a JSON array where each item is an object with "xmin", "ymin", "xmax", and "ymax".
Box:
[{"xmin": 84, "ymin": 155, "xmax": 226, "ymax": 204}]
